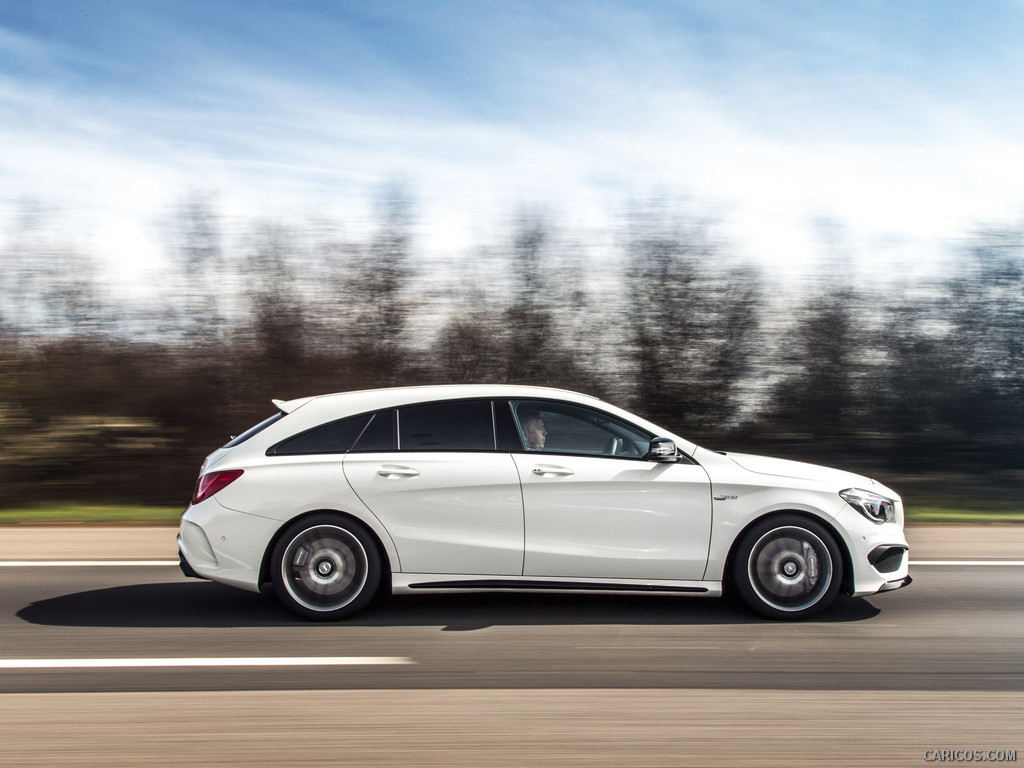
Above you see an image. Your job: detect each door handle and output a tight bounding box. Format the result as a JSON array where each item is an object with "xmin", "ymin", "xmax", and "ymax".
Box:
[
  {"xmin": 377, "ymin": 465, "xmax": 420, "ymax": 478},
  {"xmin": 532, "ymin": 465, "xmax": 574, "ymax": 477}
]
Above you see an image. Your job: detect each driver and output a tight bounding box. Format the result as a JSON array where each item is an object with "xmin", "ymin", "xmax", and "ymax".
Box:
[{"xmin": 520, "ymin": 410, "xmax": 547, "ymax": 451}]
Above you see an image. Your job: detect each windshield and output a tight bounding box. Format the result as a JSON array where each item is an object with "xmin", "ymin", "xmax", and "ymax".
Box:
[{"xmin": 223, "ymin": 411, "xmax": 285, "ymax": 448}]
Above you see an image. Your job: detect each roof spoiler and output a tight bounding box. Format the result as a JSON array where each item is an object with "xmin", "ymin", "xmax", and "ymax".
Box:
[{"xmin": 272, "ymin": 396, "xmax": 313, "ymax": 414}]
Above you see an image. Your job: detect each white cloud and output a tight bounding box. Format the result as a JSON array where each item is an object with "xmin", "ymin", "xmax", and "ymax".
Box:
[{"xmin": 2, "ymin": 0, "xmax": 1024, "ymax": 290}]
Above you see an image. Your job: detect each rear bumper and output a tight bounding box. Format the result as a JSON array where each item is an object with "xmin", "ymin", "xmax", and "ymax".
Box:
[
  {"xmin": 178, "ymin": 547, "xmax": 204, "ymax": 580},
  {"xmin": 178, "ymin": 501, "xmax": 279, "ymax": 593}
]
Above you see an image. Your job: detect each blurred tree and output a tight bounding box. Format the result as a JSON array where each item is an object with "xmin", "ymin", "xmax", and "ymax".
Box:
[
  {"xmin": 6, "ymin": 188, "xmax": 1024, "ymax": 510},
  {"xmin": 940, "ymin": 226, "xmax": 1024, "ymax": 464},
  {"xmin": 344, "ymin": 185, "xmax": 415, "ymax": 384},
  {"xmin": 870, "ymin": 296, "xmax": 948, "ymax": 435},
  {"xmin": 434, "ymin": 311, "xmax": 508, "ymax": 383},
  {"xmin": 950, "ymin": 227, "xmax": 1024, "ymax": 414},
  {"xmin": 856, "ymin": 227, "xmax": 1024, "ymax": 470},
  {"xmin": 243, "ymin": 221, "xmax": 308, "ymax": 372},
  {"xmin": 1, "ymin": 202, "xmax": 103, "ymax": 336},
  {"xmin": 624, "ymin": 204, "xmax": 761, "ymax": 434},
  {"xmin": 758, "ymin": 221, "xmax": 878, "ymax": 453},
  {"xmin": 499, "ymin": 213, "xmax": 602, "ymax": 390},
  {"xmin": 767, "ymin": 288, "xmax": 861, "ymax": 442},
  {"xmin": 504, "ymin": 214, "xmax": 557, "ymax": 383},
  {"xmin": 430, "ymin": 211, "xmax": 605, "ymax": 392},
  {"xmin": 166, "ymin": 192, "xmax": 227, "ymax": 341}
]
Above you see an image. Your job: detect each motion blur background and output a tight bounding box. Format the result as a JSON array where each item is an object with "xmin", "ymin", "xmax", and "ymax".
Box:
[{"xmin": 1, "ymin": 1, "xmax": 1021, "ymax": 516}]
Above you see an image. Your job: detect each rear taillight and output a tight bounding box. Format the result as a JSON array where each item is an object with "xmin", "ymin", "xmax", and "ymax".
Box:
[{"xmin": 192, "ymin": 469, "xmax": 244, "ymax": 505}]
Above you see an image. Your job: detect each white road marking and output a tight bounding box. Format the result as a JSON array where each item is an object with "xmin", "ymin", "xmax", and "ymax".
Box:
[
  {"xmin": 910, "ymin": 560, "xmax": 1024, "ymax": 566},
  {"xmin": 0, "ymin": 657, "xmax": 415, "ymax": 670}
]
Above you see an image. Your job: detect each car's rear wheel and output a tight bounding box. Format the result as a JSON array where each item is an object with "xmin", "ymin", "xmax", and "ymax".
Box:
[
  {"xmin": 733, "ymin": 515, "xmax": 843, "ymax": 620},
  {"xmin": 272, "ymin": 514, "xmax": 381, "ymax": 621}
]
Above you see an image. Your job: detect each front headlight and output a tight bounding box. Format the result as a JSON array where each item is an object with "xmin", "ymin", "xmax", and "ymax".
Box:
[{"xmin": 840, "ymin": 488, "xmax": 897, "ymax": 525}]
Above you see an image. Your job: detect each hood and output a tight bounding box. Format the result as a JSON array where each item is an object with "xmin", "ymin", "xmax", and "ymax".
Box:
[{"xmin": 724, "ymin": 452, "xmax": 879, "ymax": 490}]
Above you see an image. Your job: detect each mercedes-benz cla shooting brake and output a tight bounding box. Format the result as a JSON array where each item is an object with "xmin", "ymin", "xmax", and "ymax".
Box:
[{"xmin": 178, "ymin": 385, "xmax": 911, "ymax": 621}]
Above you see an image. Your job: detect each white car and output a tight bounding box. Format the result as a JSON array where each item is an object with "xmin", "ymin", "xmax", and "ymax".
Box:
[{"xmin": 178, "ymin": 385, "xmax": 911, "ymax": 621}]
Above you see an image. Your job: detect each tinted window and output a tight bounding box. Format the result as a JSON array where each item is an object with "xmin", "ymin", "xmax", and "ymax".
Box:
[
  {"xmin": 351, "ymin": 410, "xmax": 397, "ymax": 451},
  {"xmin": 511, "ymin": 400, "xmax": 651, "ymax": 457},
  {"xmin": 398, "ymin": 400, "xmax": 495, "ymax": 451},
  {"xmin": 493, "ymin": 400, "xmax": 523, "ymax": 450},
  {"xmin": 272, "ymin": 413, "xmax": 372, "ymax": 455},
  {"xmin": 224, "ymin": 412, "xmax": 285, "ymax": 448}
]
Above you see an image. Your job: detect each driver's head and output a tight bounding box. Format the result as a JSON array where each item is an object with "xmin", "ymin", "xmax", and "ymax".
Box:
[{"xmin": 521, "ymin": 411, "xmax": 547, "ymax": 450}]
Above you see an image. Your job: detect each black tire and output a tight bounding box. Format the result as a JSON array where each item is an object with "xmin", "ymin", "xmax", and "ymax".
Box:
[
  {"xmin": 271, "ymin": 514, "xmax": 381, "ymax": 621},
  {"xmin": 733, "ymin": 515, "xmax": 843, "ymax": 620}
]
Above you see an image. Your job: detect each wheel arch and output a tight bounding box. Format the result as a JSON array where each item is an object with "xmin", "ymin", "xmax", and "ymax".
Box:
[
  {"xmin": 722, "ymin": 509, "xmax": 855, "ymax": 597},
  {"xmin": 259, "ymin": 509, "xmax": 394, "ymax": 597}
]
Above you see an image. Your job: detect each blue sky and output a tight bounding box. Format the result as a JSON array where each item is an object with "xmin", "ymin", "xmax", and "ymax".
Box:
[{"xmin": 2, "ymin": 0, "xmax": 1023, "ymax": 280}]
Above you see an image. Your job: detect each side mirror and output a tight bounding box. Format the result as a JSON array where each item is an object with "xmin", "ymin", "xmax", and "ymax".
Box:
[{"xmin": 645, "ymin": 437, "xmax": 678, "ymax": 462}]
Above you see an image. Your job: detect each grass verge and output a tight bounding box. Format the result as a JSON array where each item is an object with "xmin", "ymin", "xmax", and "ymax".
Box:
[
  {"xmin": 905, "ymin": 507, "xmax": 1024, "ymax": 524},
  {"xmin": 0, "ymin": 505, "xmax": 182, "ymax": 526}
]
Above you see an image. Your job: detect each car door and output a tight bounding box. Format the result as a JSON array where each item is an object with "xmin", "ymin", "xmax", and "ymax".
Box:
[
  {"xmin": 509, "ymin": 400, "xmax": 713, "ymax": 581},
  {"xmin": 342, "ymin": 400, "xmax": 525, "ymax": 576}
]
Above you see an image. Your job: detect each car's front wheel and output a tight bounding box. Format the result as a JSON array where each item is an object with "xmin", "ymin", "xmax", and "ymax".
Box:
[
  {"xmin": 272, "ymin": 514, "xmax": 381, "ymax": 621},
  {"xmin": 733, "ymin": 515, "xmax": 843, "ymax": 620}
]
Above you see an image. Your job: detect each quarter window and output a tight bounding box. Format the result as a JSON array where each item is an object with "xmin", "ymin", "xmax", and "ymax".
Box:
[{"xmin": 272, "ymin": 414, "xmax": 372, "ymax": 455}]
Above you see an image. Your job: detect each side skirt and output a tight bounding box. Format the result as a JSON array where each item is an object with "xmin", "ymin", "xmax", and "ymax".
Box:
[{"xmin": 392, "ymin": 574, "xmax": 721, "ymax": 597}]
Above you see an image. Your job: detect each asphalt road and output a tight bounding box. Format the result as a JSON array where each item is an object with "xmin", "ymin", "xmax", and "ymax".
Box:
[{"xmin": 0, "ymin": 527, "xmax": 1021, "ymax": 766}]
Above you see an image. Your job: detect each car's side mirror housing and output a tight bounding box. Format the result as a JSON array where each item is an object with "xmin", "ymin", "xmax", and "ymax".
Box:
[{"xmin": 645, "ymin": 437, "xmax": 678, "ymax": 462}]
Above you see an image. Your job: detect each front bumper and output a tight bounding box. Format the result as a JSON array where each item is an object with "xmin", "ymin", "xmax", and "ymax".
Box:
[
  {"xmin": 833, "ymin": 504, "xmax": 911, "ymax": 597},
  {"xmin": 874, "ymin": 574, "xmax": 912, "ymax": 593}
]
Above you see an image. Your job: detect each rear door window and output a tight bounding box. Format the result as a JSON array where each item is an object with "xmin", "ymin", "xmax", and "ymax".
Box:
[
  {"xmin": 351, "ymin": 410, "xmax": 397, "ymax": 452},
  {"xmin": 398, "ymin": 400, "xmax": 495, "ymax": 451}
]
